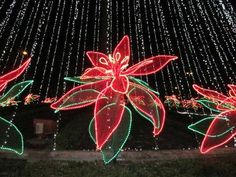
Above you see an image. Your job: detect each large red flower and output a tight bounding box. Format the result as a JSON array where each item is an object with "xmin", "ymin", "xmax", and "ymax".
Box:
[
  {"xmin": 193, "ymin": 84, "xmax": 236, "ymax": 153},
  {"xmin": 51, "ymin": 36, "xmax": 177, "ymax": 151}
]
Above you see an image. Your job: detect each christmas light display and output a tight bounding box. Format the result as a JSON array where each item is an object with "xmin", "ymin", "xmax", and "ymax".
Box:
[
  {"xmin": 0, "ymin": 58, "xmax": 32, "ymax": 155},
  {"xmin": 24, "ymin": 94, "xmax": 40, "ymax": 105},
  {"xmin": 189, "ymin": 84, "xmax": 236, "ymax": 153},
  {"xmin": 51, "ymin": 35, "xmax": 177, "ymax": 163},
  {"xmin": 164, "ymin": 95, "xmax": 202, "ymax": 110}
]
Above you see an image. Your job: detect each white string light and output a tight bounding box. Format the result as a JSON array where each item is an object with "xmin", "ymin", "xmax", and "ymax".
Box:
[
  {"xmin": 55, "ymin": 0, "xmax": 75, "ymax": 97},
  {"xmin": 0, "ymin": 0, "xmax": 17, "ymax": 40},
  {"xmin": 38, "ymin": 0, "xmax": 62, "ymax": 97},
  {"xmin": 45, "ymin": 0, "xmax": 66, "ymax": 98},
  {"xmin": 29, "ymin": 0, "xmax": 54, "ymax": 93},
  {"xmin": 0, "ymin": 0, "xmax": 30, "ymax": 71},
  {"xmin": 80, "ymin": 0, "xmax": 91, "ymax": 74}
]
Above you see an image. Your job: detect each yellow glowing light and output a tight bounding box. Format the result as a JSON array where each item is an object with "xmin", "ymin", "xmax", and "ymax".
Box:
[{"xmin": 22, "ymin": 51, "xmax": 28, "ymax": 55}]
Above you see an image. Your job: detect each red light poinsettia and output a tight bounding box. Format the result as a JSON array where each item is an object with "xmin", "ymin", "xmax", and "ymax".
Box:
[
  {"xmin": 51, "ymin": 36, "xmax": 177, "ymax": 163},
  {"xmin": 193, "ymin": 84, "xmax": 236, "ymax": 154},
  {"xmin": 0, "ymin": 58, "xmax": 33, "ymax": 155}
]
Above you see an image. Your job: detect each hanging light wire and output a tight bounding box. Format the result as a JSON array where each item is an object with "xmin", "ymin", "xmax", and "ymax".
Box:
[{"xmin": 29, "ymin": 0, "xmax": 52, "ymax": 93}]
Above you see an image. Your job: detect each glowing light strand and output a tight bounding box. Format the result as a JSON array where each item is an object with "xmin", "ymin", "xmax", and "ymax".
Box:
[
  {"xmin": 187, "ymin": 0, "xmax": 225, "ymax": 91},
  {"xmin": 196, "ymin": 0, "xmax": 235, "ymax": 82},
  {"xmin": 126, "ymin": 0, "xmax": 134, "ymax": 66},
  {"xmin": 13, "ymin": 0, "xmax": 43, "ymax": 66},
  {"xmin": 68, "ymin": 0, "xmax": 86, "ymax": 85},
  {"xmin": 11, "ymin": 1, "xmax": 38, "ymax": 69},
  {"xmin": 0, "ymin": 0, "xmax": 17, "ymax": 39},
  {"xmin": 45, "ymin": 0, "xmax": 66, "ymax": 98},
  {"xmin": 152, "ymin": 0, "xmax": 178, "ymax": 95},
  {"xmin": 38, "ymin": 0, "xmax": 62, "ymax": 97},
  {"xmin": 80, "ymin": 0, "xmax": 91, "ymax": 74},
  {"xmin": 165, "ymin": 0, "xmax": 193, "ymax": 98},
  {"xmin": 63, "ymin": 0, "xmax": 79, "ymax": 93},
  {"xmin": 30, "ymin": 0, "xmax": 49, "ymax": 56},
  {"xmin": 0, "ymin": 0, "xmax": 30, "ymax": 70},
  {"xmin": 92, "ymin": 0, "xmax": 99, "ymax": 51},
  {"xmin": 29, "ymin": 1, "xmax": 54, "ymax": 93},
  {"xmin": 207, "ymin": 0, "xmax": 236, "ymax": 55},
  {"xmin": 155, "ymin": 0, "xmax": 182, "ymax": 96},
  {"xmin": 55, "ymin": 0, "xmax": 75, "ymax": 97}
]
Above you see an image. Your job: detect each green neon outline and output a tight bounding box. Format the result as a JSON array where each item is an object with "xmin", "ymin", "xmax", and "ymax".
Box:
[
  {"xmin": 0, "ymin": 80, "xmax": 33, "ymax": 105},
  {"xmin": 0, "ymin": 116, "xmax": 24, "ymax": 155},
  {"xmin": 197, "ymin": 99, "xmax": 221, "ymax": 113},
  {"xmin": 64, "ymin": 77, "xmax": 96, "ymax": 84},
  {"xmin": 129, "ymin": 77, "xmax": 160, "ymax": 95},
  {"xmin": 88, "ymin": 103, "xmax": 132, "ymax": 164},
  {"xmin": 188, "ymin": 116, "xmax": 234, "ymax": 137},
  {"xmin": 55, "ymin": 89, "xmax": 105, "ymax": 113},
  {"xmin": 219, "ymin": 103, "xmax": 236, "ymax": 110},
  {"xmin": 127, "ymin": 87, "xmax": 160, "ymax": 129},
  {"xmin": 64, "ymin": 76, "xmax": 110, "ymax": 84}
]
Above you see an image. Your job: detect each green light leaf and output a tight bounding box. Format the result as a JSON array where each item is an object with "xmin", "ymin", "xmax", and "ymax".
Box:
[
  {"xmin": 127, "ymin": 85, "xmax": 161, "ymax": 130},
  {"xmin": 129, "ymin": 77, "xmax": 160, "ymax": 95},
  {"xmin": 64, "ymin": 76, "xmax": 101, "ymax": 84},
  {"xmin": 197, "ymin": 99, "xmax": 220, "ymax": 113},
  {"xmin": 0, "ymin": 80, "xmax": 33, "ymax": 105},
  {"xmin": 89, "ymin": 105, "xmax": 132, "ymax": 164},
  {"xmin": 0, "ymin": 116, "xmax": 24, "ymax": 155},
  {"xmin": 55, "ymin": 89, "xmax": 104, "ymax": 113},
  {"xmin": 188, "ymin": 116, "xmax": 234, "ymax": 137}
]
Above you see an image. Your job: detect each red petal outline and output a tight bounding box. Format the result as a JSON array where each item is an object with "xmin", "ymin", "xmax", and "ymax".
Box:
[
  {"xmin": 81, "ymin": 67, "xmax": 112, "ymax": 79},
  {"xmin": 94, "ymin": 86, "xmax": 125, "ymax": 150},
  {"xmin": 50, "ymin": 79, "xmax": 111, "ymax": 110},
  {"xmin": 216, "ymin": 97, "xmax": 236, "ymax": 111},
  {"xmin": 0, "ymin": 58, "xmax": 31, "ymax": 83},
  {"xmin": 193, "ymin": 84, "xmax": 227, "ymax": 102},
  {"xmin": 128, "ymin": 82, "xmax": 166, "ymax": 136},
  {"xmin": 229, "ymin": 90, "xmax": 236, "ymax": 98},
  {"xmin": 0, "ymin": 83, "xmax": 7, "ymax": 93},
  {"xmin": 200, "ymin": 110, "xmax": 236, "ymax": 153},
  {"xmin": 86, "ymin": 51, "xmax": 111, "ymax": 70},
  {"xmin": 228, "ymin": 84, "xmax": 236, "ymax": 97},
  {"xmin": 123, "ymin": 55, "xmax": 177, "ymax": 76},
  {"xmin": 111, "ymin": 75, "xmax": 129, "ymax": 94},
  {"xmin": 112, "ymin": 35, "xmax": 130, "ymax": 70}
]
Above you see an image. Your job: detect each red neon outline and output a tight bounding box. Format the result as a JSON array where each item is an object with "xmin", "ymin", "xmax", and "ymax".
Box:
[
  {"xmin": 81, "ymin": 67, "xmax": 112, "ymax": 79},
  {"xmin": 200, "ymin": 110, "xmax": 236, "ymax": 153},
  {"xmin": 0, "ymin": 58, "xmax": 31, "ymax": 93},
  {"xmin": 0, "ymin": 58, "xmax": 31, "ymax": 82},
  {"xmin": 94, "ymin": 86, "xmax": 125, "ymax": 150},
  {"xmin": 0, "ymin": 83, "xmax": 7, "ymax": 93},
  {"xmin": 50, "ymin": 79, "xmax": 111, "ymax": 111},
  {"xmin": 123, "ymin": 55, "xmax": 178, "ymax": 76},
  {"xmin": 228, "ymin": 84, "xmax": 236, "ymax": 97},
  {"xmin": 113, "ymin": 35, "xmax": 130, "ymax": 68},
  {"xmin": 128, "ymin": 82, "xmax": 166, "ymax": 136},
  {"xmin": 51, "ymin": 36, "xmax": 177, "ymax": 150},
  {"xmin": 86, "ymin": 51, "xmax": 111, "ymax": 70},
  {"xmin": 229, "ymin": 90, "xmax": 236, "ymax": 98},
  {"xmin": 110, "ymin": 75, "xmax": 129, "ymax": 94},
  {"xmin": 193, "ymin": 84, "xmax": 227, "ymax": 102}
]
